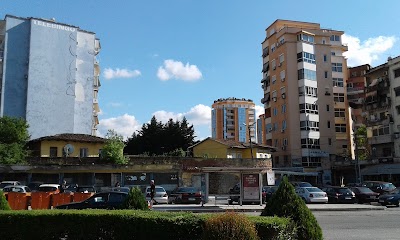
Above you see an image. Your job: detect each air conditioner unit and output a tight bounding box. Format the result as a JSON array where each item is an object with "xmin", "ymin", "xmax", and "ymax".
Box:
[
  {"xmin": 281, "ymin": 93, "xmax": 286, "ymax": 99},
  {"xmin": 272, "ymin": 97, "xmax": 277, "ymax": 102},
  {"xmin": 281, "ymin": 129, "xmax": 285, "ymax": 133}
]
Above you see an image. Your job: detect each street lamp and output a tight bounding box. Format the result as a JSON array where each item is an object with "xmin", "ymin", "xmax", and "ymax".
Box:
[{"xmin": 243, "ymin": 123, "xmax": 254, "ymax": 160}]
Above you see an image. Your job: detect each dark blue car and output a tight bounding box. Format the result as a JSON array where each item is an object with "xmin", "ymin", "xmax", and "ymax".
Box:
[{"xmin": 378, "ymin": 188, "xmax": 400, "ymax": 207}]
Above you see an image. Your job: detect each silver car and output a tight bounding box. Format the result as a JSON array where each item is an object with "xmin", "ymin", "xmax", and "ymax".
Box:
[
  {"xmin": 0, "ymin": 181, "xmax": 21, "ymax": 191},
  {"xmin": 2, "ymin": 185, "xmax": 31, "ymax": 193},
  {"xmin": 145, "ymin": 186, "xmax": 168, "ymax": 204},
  {"xmin": 295, "ymin": 187, "xmax": 328, "ymax": 203}
]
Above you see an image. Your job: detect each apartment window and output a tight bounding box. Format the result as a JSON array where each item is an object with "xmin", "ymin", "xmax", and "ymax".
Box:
[
  {"xmin": 273, "ymin": 107, "xmax": 278, "ymax": 116},
  {"xmin": 396, "ymin": 105, "xmax": 400, "ymax": 114},
  {"xmin": 271, "ymin": 59, "xmax": 276, "ymax": 70},
  {"xmin": 323, "ymin": 54, "xmax": 327, "ymax": 62},
  {"xmin": 283, "ymin": 138, "xmax": 288, "ymax": 146},
  {"xmin": 330, "ymin": 35, "xmax": 341, "ymax": 41},
  {"xmin": 395, "ymin": 68, "xmax": 400, "ymax": 78},
  {"xmin": 301, "ymin": 138, "xmax": 320, "ymax": 149},
  {"xmin": 324, "ymin": 71, "xmax": 328, "ymax": 78},
  {"xmin": 328, "ymin": 138, "xmax": 332, "ymax": 145},
  {"xmin": 272, "ymin": 90, "xmax": 277, "ymax": 100},
  {"xmin": 50, "ymin": 147, "xmax": 58, "ymax": 157},
  {"xmin": 332, "ymin": 63, "xmax": 343, "ymax": 72},
  {"xmin": 262, "ymin": 47, "xmax": 269, "ymax": 57},
  {"xmin": 272, "ymin": 75, "xmax": 276, "ymax": 84},
  {"xmin": 299, "ymin": 103, "xmax": 319, "ymax": 114},
  {"xmin": 280, "ymin": 70, "xmax": 286, "ymax": 81},
  {"xmin": 333, "ymin": 78, "xmax": 344, "ymax": 87},
  {"xmin": 297, "ymin": 52, "xmax": 316, "ymax": 64},
  {"xmin": 80, "ymin": 148, "xmax": 89, "ymax": 158},
  {"xmin": 271, "ymin": 43, "xmax": 276, "ymax": 53},
  {"xmin": 297, "ymin": 34, "xmax": 315, "ymax": 43},
  {"xmin": 98, "ymin": 149, "xmax": 102, "ymax": 158},
  {"xmin": 334, "ymin": 108, "xmax": 346, "ymax": 117},
  {"xmin": 282, "ymin": 104, "xmax": 286, "ymax": 113},
  {"xmin": 372, "ymin": 125, "xmax": 390, "ymax": 136},
  {"xmin": 395, "ymin": 87, "xmax": 400, "ymax": 97},
  {"xmin": 326, "ymin": 105, "xmax": 330, "ymax": 111},
  {"xmin": 282, "ymin": 120, "xmax": 287, "ymax": 130},
  {"xmin": 322, "ymin": 38, "xmax": 326, "ymax": 44},
  {"xmin": 274, "ymin": 123, "xmax": 279, "ymax": 131},
  {"xmin": 300, "ymin": 120, "xmax": 319, "ymax": 131},
  {"xmin": 334, "ymin": 93, "xmax": 345, "ymax": 102},
  {"xmin": 327, "ymin": 121, "xmax": 331, "ymax": 128},
  {"xmin": 274, "ymin": 139, "xmax": 279, "ymax": 148},
  {"xmin": 335, "ymin": 124, "xmax": 347, "ymax": 133},
  {"xmin": 279, "ymin": 54, "xmax": 284, "ymax": 65},
  {"xmin": 298, "ymin": 68, "xmax": 317, "ymax": 81},
  {"xmin": 331, "ymin": 51, "xmax": 336, "ymax": 56},
  {"xmin": 298, "ymin": 86, "xmax": 304, "ymax": 96}
]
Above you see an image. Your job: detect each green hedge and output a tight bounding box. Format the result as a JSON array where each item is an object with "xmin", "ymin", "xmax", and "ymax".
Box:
[{"xmin": 0, "ymin": 210, "xmax": 296, "ymax": 240}]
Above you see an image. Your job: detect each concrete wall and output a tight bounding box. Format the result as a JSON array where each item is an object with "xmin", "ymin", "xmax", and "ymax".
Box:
[{"xmin": 39, "ymin": 140, "xmax": 105, "ymax": 157}]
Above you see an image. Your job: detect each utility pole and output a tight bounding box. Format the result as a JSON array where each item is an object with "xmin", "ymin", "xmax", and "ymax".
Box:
[
  {"xmin": 354, "ymin": 133, "xmax": 362, "ymax": 184},
  {"xmin": 243, "ymin": 123, "xmax": 254, "ymax": 160}
]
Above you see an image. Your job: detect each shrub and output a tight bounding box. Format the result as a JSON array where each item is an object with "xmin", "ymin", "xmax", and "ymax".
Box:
[
  {"xmin": 203, "ymin": 212, "xmax": 259, "ymax": 240},
  {"xmin": 261, "ymin": 176, "xmax": 323, "ymax": 240},
  {"xmin": 122, "ymin": 187, "xmax": 148, "ymax": 210},
  {"xmin": 0, "ymin": 190, "xmax": 11, "ymax": 210}
]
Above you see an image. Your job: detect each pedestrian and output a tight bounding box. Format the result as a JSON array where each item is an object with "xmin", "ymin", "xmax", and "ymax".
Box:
[
  {"xmin": 60, "ymin": 180, "xmax": 67, "ymax": 193},
  {"xmin": 150, "ymin": 180, "xmax": 155, "ymax": 208},
  {"xmin": 115, "ymin": 181, "xmax": 120, "ymax": 188}
]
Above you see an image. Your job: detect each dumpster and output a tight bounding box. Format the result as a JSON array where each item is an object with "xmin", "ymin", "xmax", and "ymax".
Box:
[
  {"xmin": 7, "ymin": 192, "xmax": 30, "ymax": 210},
  {"xmin": 31, "ymin": 192, "xmax": 52, "ymax": 209},
  {"xmin": 73, "ymin": 192, "xmax": 94, "ymax": 202},
  {"xmin": 52, "ymin": 193, "xmax": 73, "ymax": 207}
]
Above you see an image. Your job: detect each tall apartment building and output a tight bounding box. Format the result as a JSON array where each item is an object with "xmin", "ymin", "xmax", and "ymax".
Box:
[
  {"xmin": 260, "ymin": 20, "xmax": 350, "ymax": 184},
  {"xmin": 0, "ymin": 15, "xmax": 101, "ymax": 139},
  {"xmin": 211, "ymin": 98, "xmax": 255, "ymax": 143}
]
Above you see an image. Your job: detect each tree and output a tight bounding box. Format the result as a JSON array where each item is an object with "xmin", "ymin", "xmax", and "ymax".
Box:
[
  {"xmin": 0, "ymin": 116, "xmax": 30, "ymax": 164},
  {"xmin": 354, "ymin": 124, "xmax": 369, "ymax": 161},
  {"xmin": 122, "ymin": 187, "xmax": 148, "ymax": 210},
  {"xmin": 0, "ymin": 190, "xmax": 11, "ymax": 210},
  {"xmin": 101, "ymin": 130, "xmax": 128, "ymax": 164},
  {"xmin": 124, "ymin": 116, "xmax": 198, "ymax": 156},
  {"xmin": 261, "ymin": 176, "xmax": 323, "ymax": 240}
]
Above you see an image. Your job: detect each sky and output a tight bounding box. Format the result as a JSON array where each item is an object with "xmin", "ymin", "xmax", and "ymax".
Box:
[{"xmin": 1, "ymin": 1, "xmax": 400, "ymax": 141}]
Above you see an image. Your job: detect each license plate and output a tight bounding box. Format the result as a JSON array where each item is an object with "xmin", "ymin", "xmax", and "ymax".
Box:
[
  {"xmin": 345, "ymin": 197, "xmax": 351, "ymax": 200},
  {"xmin": 189, "ymin": 198, "xmax": 195, "ymax": 201},
  {"xmin": 379, "ymin": 200, "xmax": 384, "ymax": 203},
  {"xmin": 370, "ymin": 196, "xmax": 376, "ymax": 199}
]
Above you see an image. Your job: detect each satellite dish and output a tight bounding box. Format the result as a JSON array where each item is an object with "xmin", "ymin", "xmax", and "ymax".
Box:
[{"xmin": 63, "ymin": 144, "xmax": 75, "ymax": 156}]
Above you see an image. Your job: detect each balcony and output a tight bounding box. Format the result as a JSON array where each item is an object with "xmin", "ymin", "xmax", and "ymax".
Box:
[
  {"xmin": 346, "ymin": 86, "xmax": 364, "ymax": 95},
  {"xmin": 368, "ymin": 134, "xmax": 393, "ymax": 145}
]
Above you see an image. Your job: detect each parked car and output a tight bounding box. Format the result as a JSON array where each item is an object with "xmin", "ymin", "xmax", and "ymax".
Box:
[
  {"xmin": 112, "ymin": 187, "xmax": 131, "ymax": 193},
  {"xmin": 55, "ymin": 191, "xmax": 128, "ymax": 210},
  {"xmin": 346, "ymin": 182, "xmax": 366, "ymax": 187},
  {"xmin": 350, "ymin": 187, "xmax": 380, "ymax": 204},
  {"xmin": 363, "ymin": 181, "xmax": 396, "ymax": 194},
  {"xmin": 145, "ymin": 186, "xmax": 169, "ymax": 204},
  {"xmin": 2, "ymin": 185, "xmax": 31, "ymax": 193},
  {"xmin": 75, "ymin": 186, "xmax": 96, "ymax": 193},
  {"xmin": 291, "ymin": 181, "xmax": 313, "ymax": 188},
  {"xmin": 378, "ymin": 188, "xmax": 400, "ymax": 207},
  {"xmin": 0, "ymin": 181, "xmax": 21, "ymax": 191},
  {"xmin": 28, "ymin": 181, "xmax": 44, "ymax": 192},
  {"xmin": 322, "ymin": 186, "xmax": 356, "ymax": 203},
  {"xmin": 262, "ymin": 186, "xmax": 278, "ymax": 203},
  {"xmin": 169, "ymin": 187, "xmax": 202, "ymax": 204},
  {"xmin": 295, "ymin": 187, "xmax": 328, "ymax": 203},
  {"xmin": 38, "ymin": 184, "xmax": 61, "ymax": 194}
]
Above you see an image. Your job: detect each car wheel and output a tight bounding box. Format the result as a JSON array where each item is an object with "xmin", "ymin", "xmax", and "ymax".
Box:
[
  {"xmin": 228, "ymin": 199, "xmax": 233, "ymax": 205},
  {"xmin": 396, "ymin": 200, "xmax": 400, "ymax": 207}
]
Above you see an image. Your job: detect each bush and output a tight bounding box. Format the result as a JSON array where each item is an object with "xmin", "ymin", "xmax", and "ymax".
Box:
[
  {"xmin": 261, "ymin": 176, "xmax": 323, "ymax": 240},
  {"xmin": 122, "ymin": 187, "xmax": 148, "ymax": 210},
  {"xmin": 0, "ymin": 190, "xmax": 11, "ymax": 210},
  {"xmin": 203, "ymin": 212, "xmax": 259, "ymax": 240}
]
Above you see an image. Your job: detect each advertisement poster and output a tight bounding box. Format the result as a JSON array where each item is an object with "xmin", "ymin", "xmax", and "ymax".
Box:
[
  {"xmin": 267, "ymin": 171, "xmax": 275, "ymax": 186},
  {"xmin": 242, "ymin": 174, "xmax": 260, "ymax": 200}
]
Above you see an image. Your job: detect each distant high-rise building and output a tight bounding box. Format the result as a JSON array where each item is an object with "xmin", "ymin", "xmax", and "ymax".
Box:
[
  {"xmin": 0, "ymin": 15, "xmax": 101, "ymax": 139},
  {"xmin": 211, "ymin": 98, "xmax": 255, "ymax": 143},
  {"xmin": 260, "ymin": 20, "xmax": 350, "ymax": 184}
]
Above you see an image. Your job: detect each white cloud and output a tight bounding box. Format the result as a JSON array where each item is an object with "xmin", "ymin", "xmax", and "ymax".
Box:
[
  {"xmin": 103, "ymin": 68, "xmax": 141, "ymax": 80},
  {"xmin": 342, "ymin": 34, "xmax": 397, "ymax": 66},
  {"xmin": 97, "ymin": 114, "xmax": 141, "ymax": 140},
  {"xmin": 255, "ymin": 105, "xmax": 264, "ymax": 118},
  {"xmin": 157, "ymin": 59, "xmax": 202, "ymax": 81}
]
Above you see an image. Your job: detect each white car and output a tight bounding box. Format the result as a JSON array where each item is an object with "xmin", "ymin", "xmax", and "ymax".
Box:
[
  {"xmin": 2, "ymin": 185, "xmax": 31, "ymax": 193},
  {"xmin": 295, "ymin": 187, "xmax": 328, "ymax": 203},
  {"xmin": 0, "ymin": 181, "xmax": 21, "ymax": 191},
  {"xmin": 145, "ymin": 186, "xmax": 169, "ymax": 204}
]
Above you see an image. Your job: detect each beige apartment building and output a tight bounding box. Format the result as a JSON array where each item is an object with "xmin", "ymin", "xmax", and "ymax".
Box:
[{"xmin": 260, "ymin": 20, "xmax": 350, "ymax": 184}]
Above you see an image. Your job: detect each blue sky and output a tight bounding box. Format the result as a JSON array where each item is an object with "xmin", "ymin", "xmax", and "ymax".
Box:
[{"xmin": 2, "ymin": 1, "xmax": 400, "ymax": 140}]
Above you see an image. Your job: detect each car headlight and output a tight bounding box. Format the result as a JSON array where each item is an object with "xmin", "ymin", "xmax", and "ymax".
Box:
[{"xmin": 387, "ymin": 197, "xmax": 394, "ymax": 200}]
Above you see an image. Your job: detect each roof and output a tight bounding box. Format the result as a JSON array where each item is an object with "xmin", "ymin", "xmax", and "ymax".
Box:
[
  {"xmin": 30, "ymin": 133, "xmax": 106, "ymax": 143},
  {"xmin": 188, "ymin": 137, "xmax": 276, "ymax": 152}
]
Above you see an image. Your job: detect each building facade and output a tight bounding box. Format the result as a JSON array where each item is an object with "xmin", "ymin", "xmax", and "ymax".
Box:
[
  {"xmin": 0, "ymin": 15, "xmax": 101, "ymax": 139},
  {"xmin": 260, "ymin": 20, "xmax": 350, "ymax": 184},
  {"xmin": 211, "ymin": 97, "xmax": 256, "ymax": 143}
]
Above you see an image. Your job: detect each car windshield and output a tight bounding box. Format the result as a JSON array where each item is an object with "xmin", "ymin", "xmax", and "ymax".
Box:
[
  {"xmin": 357, "ymin": 187, "xmax": 374, "ymax": 193},
  {"xmin": 337, "ymin": 188, "xmax": 352, "ymax": 194},
  {"xmin": 382, "ymin": 183, "xmax": 396, "ymax": 191},
  {"xmin": 263, "ymin": 187, "xmax": 278, "ymax": 192},
  {"xmin": 0, "ymin": 183, "xmax": 14, "ymax": 188},
  {"xmin": 306, "ymin": 187, "xmax": 323, "ymax": 192},
  {"xmin": 390, "ymin": 188, "xmax": 400, "ymax": 194},
  {"xmin": 146, "ymin": 187, "xmax": 166, "ymax": 192},
  {"xmin": 38, "ymin": 187, "xmax": 57, "ymax": 192},
  {"xmin": 299, "ymin": 182, "xmax": 312, "ymax": 187}
]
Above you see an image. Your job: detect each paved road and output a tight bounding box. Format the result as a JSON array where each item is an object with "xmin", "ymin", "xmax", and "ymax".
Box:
[{"xmin": 315, "ymin": 207, "xmax": 400, "ymax": 240}]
